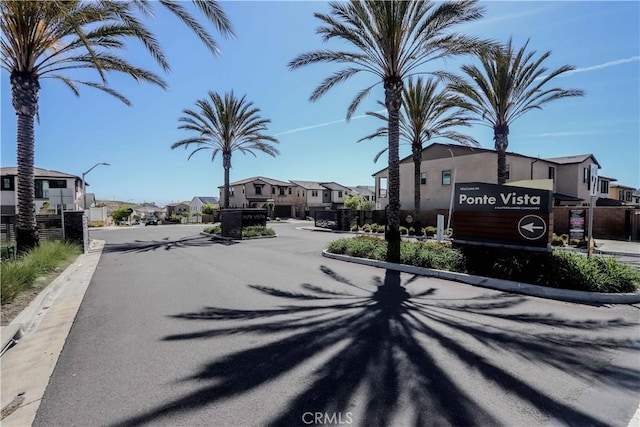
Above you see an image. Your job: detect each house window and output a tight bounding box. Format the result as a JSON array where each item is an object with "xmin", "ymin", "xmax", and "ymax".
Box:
[
  {"xmin": 338, "ymin": 191, "xmax": 343, "ymax": 198},
  {"xmin": 48, "ymin": 179, "xmax": 67, "ymax": 188},
  {"xmin": 1, "ymin": 176, "xmax": 14, "ymax": 190},
  {"xmin": 548, "ymin": 167, "xmax": 555, "ymax": 181},
  {"xmin": 505, "ymin": 164, "xmax": 510, "ymax": 180},
  {"xmin": 229, "ymin": 188, "xmax": 235, "ymax": 197},
  {"xmin": 35, "ymin": 179, "xmax": 44, "ymax": 198},
  {"xmin": 311, "ymin": 190, "xmax": 318, "ymax": 197},
  {"xmin": 599, "ymin": 180, "xmax": 609, "ymax": 194},
  {"xmin": 255, "ymin": 185, "xmax": 262, "ymax": 195},
  {"xmin": 379, "ymin": 177, "xmax": 388, "ymax": 198},
  {"xmin": 583, "ymin": 167, "xmax": 589, "ymax": 184},
  {"xmin": 279, "ymin": 187, "xmax": 285, "ymax": 196},
  {"xmin": 442, "ymin": 170, "xmax": 451, "ymax": 185},
  {"xmin": 288, "ymin": 188, "xmax": 292, "ymax": 195},
  {"xmin": 626, "ymin": 191, "xmax": 632, "ymax": 202},
  {"xmin": 272, "ymin": 187, "xmax": 276, "ymax": 194},
  {"xmin": 420, "ymin": 173, "xmax": 427, "ymax": 185}
]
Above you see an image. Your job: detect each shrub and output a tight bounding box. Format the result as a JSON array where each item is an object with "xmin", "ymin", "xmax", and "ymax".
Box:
[
  {"xmin": 242, "ymin": 226, "xmax": 275, "ymax": 238},
  {"xmin": 1, "ymin": 241, "xmax": 81, "ymax": 305},
  {"xmin": 350, "ymin": 224, "xmax": 359, "ymax": 232},
  {"xmin": 203, "ymin": 225, "xmax": 222, "ymax": 234},
  {"xmin": 362, "ymin": 224, "xmax": 372, "ymax": 233},
  {"xmin": 88, "ymin": 221, "xmax": 105, "ymax": 228},
  {"xmin": 549, "ymin": 250, "xmax": 639, "ymax": 293},
  {"xmin": 326, "ymin": 237, "xmax": 639, "ymax": 294},
  {"xmin": 423, "ymin": 226, "xmax": 437, "ymax": 237},
  {"xmin": 408, "ymin": 227, "xmax": 415, "ymax": 236},
  {"xmin": 400, "ymin": 226, "xmax": 408, "ymax": 235},
  {"xmin": 551, "ymin": 233, "xmax": 566, "ymax": 247},
  {"xmin": 327, "ymin": 236, "xmax": 464, "ymax": 271}
]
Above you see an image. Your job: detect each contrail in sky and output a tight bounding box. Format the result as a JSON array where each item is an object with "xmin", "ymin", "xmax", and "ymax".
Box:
[
  {"xmin": 278, "ymin": 56, "xmax": 638, "ymax": 137},
  {"xmin": 565, "ymin": 56, "xmax": 639, "ymax": 75},
  {"xmin": 275, "ymin": 110, "xmax": 385, "ymax": 137}
]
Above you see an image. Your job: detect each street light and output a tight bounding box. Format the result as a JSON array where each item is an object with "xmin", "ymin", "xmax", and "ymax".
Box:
[
  {"xmin": 82, "ymin": 162, "xmax": 110, "ymax": 210},
  {"xmin": 446, "ymin": 148, "xmax": 457, "ymax": 232}
]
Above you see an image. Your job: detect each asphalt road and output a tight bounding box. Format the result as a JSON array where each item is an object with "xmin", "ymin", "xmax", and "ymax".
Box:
[{"xmin": 34, "ymin": 221, "xmax": 640, "ymax": 426}]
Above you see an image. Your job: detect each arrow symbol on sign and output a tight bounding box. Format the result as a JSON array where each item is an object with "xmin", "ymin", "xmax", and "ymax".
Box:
[{"xmin": 521, "ymin": 222, "xmax": 544, "ymax": 233}]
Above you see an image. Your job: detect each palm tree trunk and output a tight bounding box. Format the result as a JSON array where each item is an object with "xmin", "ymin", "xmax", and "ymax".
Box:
[
  {"xmin": 412, "ymin": 142, "xmax": 422, "ymax": 233},
  {"xmin": 494, "ymin": 124, "xmax": 509, "ymax": 185},
  {"xmin": 11, "ymin": 72, "xmax": 40, "ymax": 252},
  {"xmin": 385, "ymin": 77, "xmax": 403, "ymax": 264},
  {"xmin": 222, "ymin": 152, "xmax": 231, "ymax": 208}
]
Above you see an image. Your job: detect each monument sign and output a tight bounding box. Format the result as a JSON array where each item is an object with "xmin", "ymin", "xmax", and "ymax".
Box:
[{"xmin": 453, "ymin": 182, "xmax": 553, "ymax": 249}]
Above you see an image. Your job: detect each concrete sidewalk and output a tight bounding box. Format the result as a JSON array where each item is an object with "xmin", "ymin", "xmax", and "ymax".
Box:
[
  {"xmin": 0, "ymin": 240, "xmax": 104, "ymax": 426},
  {"xmin": 594, "ymin": 239, "xmax": 640, "ymax": 257}
]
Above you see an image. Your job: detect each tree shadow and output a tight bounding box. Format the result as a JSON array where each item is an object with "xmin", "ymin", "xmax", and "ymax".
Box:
[
  {"xmin": 113, "ymin": 266, "xmax": 639, "ymax": 426},
  {"xmin": 102, "ymin": 234, "xmax": 236, "ymax": 254}
]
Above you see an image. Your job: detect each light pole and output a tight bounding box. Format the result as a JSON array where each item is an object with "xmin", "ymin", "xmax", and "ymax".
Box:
[
  {"xmin": 82, "ymin": 162, "xmax": 110, "ymax": 210},
  {"xmin": 446, "ymin": 148, "xmax": 457, "ymax": 232}
]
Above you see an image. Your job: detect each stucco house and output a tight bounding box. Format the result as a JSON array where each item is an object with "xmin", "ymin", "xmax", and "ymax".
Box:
[
  {"xmin": 190, "ymin": 196, "xmax": 219, "ymax": 213},
  {"xmin": 219, "ymin": 176, "xmax": 302, "ymax": 218},
  {"xmin": 372, "ymin": 143, "xmax": 604, "ymax": 212},
  {"xmin": 610, "ymin": 184, "xmax": 638, "ymax": 205},
  {"xmin": 165, "ymin": 202, "xmax": 190, "ymax": 218},
  {"xmin": 349, "ymin": 185, "xmax": 376, "ymax": 202},
  {"xmin": 290, "ymin": 180, "xmax": 330, "ymax": 216},
  {"xmin": 1, "ymin": 167, "xmax": 83, "ymax": 217}
]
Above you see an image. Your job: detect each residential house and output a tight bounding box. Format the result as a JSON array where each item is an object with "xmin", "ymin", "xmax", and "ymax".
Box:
[
  {"xmin": 372, "ymin": 143, "xmax": 603, "ymax": 211},
  {"xmin": 219, "ymin": 176, "xmax": 302, "ymax": 218},
  {"xmin": 165, "ymin": 202, "xmax": 190, "ymax": 218},
  {"xmin": 319, "ymin": 182, "xmax": 352, "ymax": 209},
  {"xmin": 349, "ymin": 185, "xmax": 376, "ymax": 202},
  {"xmin": 1, "ymin": 166, "xmax": 83, "ymax": 217},
  {"xmin": 290, "ymin": 180, "xmax": 330, "ymax": 216},
  {"xmin": 190, "ymin": 196, "xmax": 219, "ymax": 214},
  {"xmin": 610, "ymin": 184, "xmax": 638, "ymax": 205}
]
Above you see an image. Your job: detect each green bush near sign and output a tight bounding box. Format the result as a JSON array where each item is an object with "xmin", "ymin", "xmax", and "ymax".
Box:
[{"xmin": 327, "ymin": 236, "xmax": 639, "ymax": 293}]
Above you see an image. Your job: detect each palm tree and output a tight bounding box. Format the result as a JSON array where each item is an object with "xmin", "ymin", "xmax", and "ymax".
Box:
[
  {"xmin": 110, "ymin": 0, "xmax": 235, "ymax": 59},
  {"xmin": 289, "ymin": 0, "xmax": 491, "ymax": 263},
  {"xmin": 447, "ymin": 38, "xmax": 584, "ymax": 185},
  {"xmin": 359, "ymin": 77, "xmax": 478, "ymax": 232},
  {"xmin": 171, "ymin": 91, "xmax": 279, "ymax": 209},
  {"xmin": 1, "ymin": 0, "xmax": 169, "ymax": 252}
]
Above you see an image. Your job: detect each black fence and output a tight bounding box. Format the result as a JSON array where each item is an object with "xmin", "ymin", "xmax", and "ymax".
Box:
[{"xmin": 1, "ymin": 212, "xmax": 87, "ymax": 249}]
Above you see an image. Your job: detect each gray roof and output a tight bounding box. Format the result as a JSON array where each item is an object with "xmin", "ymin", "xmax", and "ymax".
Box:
[
  {"xmin": 290, "ymin": 180, "xmax": 326, "ymax": 190},
  {"xmin": 194, "ymin": 196, "xmax": 219, "ymax": 204},
  {"xmin": 350, "ymin": 185, "xmax": 375, "ymax": 192},
  {"xmin": 223, "ymin": 176, "xmax": 292, "ymax": 187},
  {"xmin": 321, "ymin": 182, "xmax": 352, "ymax": 191},
  {"xmin": 1, "ymin": 166, "xmax": 81, "ymax": 180},
  {"xmin": 544, "ymin": 154, "xmax": 601, "ymax": 167}
]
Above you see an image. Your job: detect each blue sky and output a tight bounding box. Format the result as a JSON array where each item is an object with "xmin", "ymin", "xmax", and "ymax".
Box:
[{"xmin": 2, "ymin": 1, "xmax": 639, "ymax": 206}]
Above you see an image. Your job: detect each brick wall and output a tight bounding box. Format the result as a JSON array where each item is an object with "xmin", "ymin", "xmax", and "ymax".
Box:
[{"xmin": 553, "ymin": 206, "xmax": 639, "ymax": 241}]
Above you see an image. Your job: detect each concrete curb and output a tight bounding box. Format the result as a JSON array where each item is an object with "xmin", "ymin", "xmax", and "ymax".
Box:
[
  {"xmin": 0, "ymin": 245, "xmax": 95, "ymax": 356},
  {"xmin": 321, "ymin": 250, "xmax": 640, "ymax": 304},
  {"xmin": 0, "ymin": 240, "xmax": 105, "ymax": 426}
]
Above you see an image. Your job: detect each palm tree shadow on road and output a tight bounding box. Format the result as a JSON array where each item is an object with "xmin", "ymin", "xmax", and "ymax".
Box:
[
  {"xmin": 113, "ymin": 266, "xmax": 639, "ymax": 426},
  {"xmin": 101, "ymin": 234, "xmax": 236, "ymax": 254}
]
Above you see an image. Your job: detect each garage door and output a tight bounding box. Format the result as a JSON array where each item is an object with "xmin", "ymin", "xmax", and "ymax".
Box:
[{"xmin": 274, "ymin": 205, "xmax": 292, "ymax": 218}]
